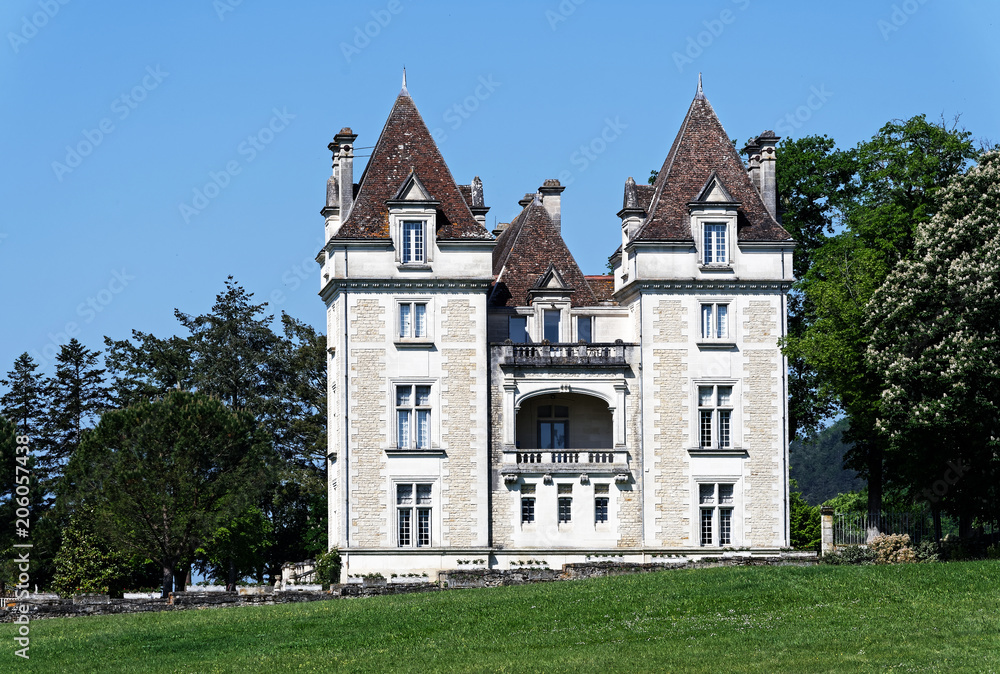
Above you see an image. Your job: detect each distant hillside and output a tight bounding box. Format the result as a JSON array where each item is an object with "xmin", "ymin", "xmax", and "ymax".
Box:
[{"xmin": 790, "ymin": 418, "xmax": 865, "ymax": 505}]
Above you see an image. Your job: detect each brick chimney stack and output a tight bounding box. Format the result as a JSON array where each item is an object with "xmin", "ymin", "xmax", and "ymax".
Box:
[{"xmin": 538, "ymin": 179, "xmax": 566, "ymax": 231}]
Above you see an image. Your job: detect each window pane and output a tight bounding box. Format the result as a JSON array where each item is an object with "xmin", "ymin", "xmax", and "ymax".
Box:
[
  {"xmin": 554, "ymin": 406, "xmax": 569, "ymax": 418},
  {"xmin": 719, "ymin": 484, "xmax": 734, "ymax": 504},
  {"xmin": 704, "ymin": 227, "xmax": 714, "ymax": 264},
  {"xmin": 558, "ymin": 497, "xmax": 572, "ymax": 523},
  {"xmin": 544, "ymin": 310, "xmax": 560, "ymax": 342},
  {"xmin": 521, "ymin": 497, "xmax": 535, "ymax": 523},
  {"xmin": 396, "ymin": 484, "xmax": 413, "ymax": 505},
  {"xmin": 416, "ymin": 410, "xmax": 430, "ymax": 448},
  {"xmin": 399, "ymin": 304, "xmax": 411, "ymax": 338},
  {"xmin": 398, "ymin": 509, "xmax": 411, "ymax": 546},
  {"xmin": 414, "ymin": 303, "xmax": 427, "ymax": 337},
  {"xmin": 509, "ymin": 316, "xmax": 528, "ymax": 343},
  {"xmin": 416, "ymin": 386, "xmax": 431, "ymax": 406},
  {"xmin": 402, "ymin": 223, "xmax": 413, "ymax": 264},
  {"xmin": 558, "ymin": 483, "xmax": 573, "ymax": 494},
  {"xmin": 720, "ymin": 509, "xmax": 732, "ymax": 545},
  {"xmin": 717, "ymin": 386, "xmax": 732, "ymax": 407},
  {"xmin": 417, "ymin": 508, "xmax": 431, "ymax": 546},
  {"xmin": 717, "ymin": 304, "xmax": 728, "ymax": 338},
  {"xmin": 540, "ymin": 421, "xmax": 553, "ymax": 450},
  {"xmin": 578, "ymin": 316, "xmax": 592, "ymax": 342},
  {"xmin": 403, "ymin": 221, "xmax": 423, "ymax": 263},
  {"xmin": 699, "ymin": 483, "xmax": 715, "ymax": 505},
  {"xmin": 701, "ymin": 509, "xmax": 713, "ymax": 545},
  {"xmin": 701, "ymin": 305, "xmax": 713, "ymax": 338},
  {"xmin": 551, "ymin": 421, "xmax": 567, "ymax": 449},
  {"xmin": 700, "ymin": 410, "xmax": 713, "ymax": 448},
  {"xmin": 397, "ymin": 410, "xmax": 411, "ymax": 448},
  {"xmin": 595, "ymin": 497, "xmax": 609, "ymax": 523},
  {"xmin": 715, "ymin": 227, "xmax": 726, "ymax": 263},
  {"xmin": 705, "ymin": 224, "xmax": 726, "ymax": 264},
  {"xmin": 537, "ymin": 405, "xmax": 552, "ymax": 418},
  {"xmin": 396, "ymin": 386, "xmax": 412, "ymax": 407},
  {"xmin": 718, "ymin": 410, "xmax": 731, "ymax": 448},
  {"xmin": 594, "ymin": 483, "xmax": 609, "ymax": 495},
  {"xmin": 416, "ymin": 484, "xmax": 432, "ymax": 504},
  {"xmin": 698, "ymin": 386, "xmax": 714, "ymax": 407},
  {"xmin": 521, "ymin": 483, "xmax": 536, "ymax": 495}
]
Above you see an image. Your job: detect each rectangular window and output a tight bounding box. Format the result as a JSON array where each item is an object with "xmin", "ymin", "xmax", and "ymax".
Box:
[
  {"xmin": 509, "ymin": 316, "xmax": 529, "ymax": 343},
  {"xmin": 521, "ymin": 483, "xmax": 536, "ymax": 524},
  {"xmin": 396, "ymin": 384, "xmax": 432, "ymax": 449},
  {"xmin": 697, "ymin": 385, "xmax": 734, "ymax": 449},
  {"xmin": 577, "ymin": 316, "xmax": 592, "ymax": 343},
  {"xmin": 397, "ymin": 482, "xmax": 432, "ymax": 547},
  {"xmin": 595, "ymin": 498, "xmax": 608, "ymax": 523},
  {"xmin": 539, "ymin": 405, "xmax": 569, "ymax": 450},
  {"xmin": 558, "ymin": 497, "xmax": 572, "ymax": 523},
  {"xmin": 704, "ymin": 223, "xmax": 727, "ymax": 265},
  {"xmin": 543, "ymin": 310, "xmax": 560, "ymax": 343},
  {"xmin": 399, "ymin": 302, "xmax": 428, "ymax": 339},
  {"xmin": 699, "ymin": 483, "xmax": 736, "ymax": 546},
  {"xmin": 402, "ymin": 221, "xmax": 425, "ymax": 264},
  {"xmin": 700, "ymin": 303, "xmax": 729, "ymax": 339}
]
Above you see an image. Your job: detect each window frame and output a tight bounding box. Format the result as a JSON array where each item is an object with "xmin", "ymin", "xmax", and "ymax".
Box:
[
  {"xmin": 576, "ymin": 315, "xmax": 593, "ymax": 343},
  {"xmin": 692, "ymin": 213, "xmax": 736, "ymax": 270},
  {"xmin": 390, "ymin": 212, "xmax": 435, "ymax": 268},
  {"xmin": 557, "ymin": 483, "xmax": 573, "ymax": 524},
  {"xmin": 394, "ymin": 383, "xmax": 434, "ymax": 450},
  {"xmin": 697, "ymin": 481, "xmax": 736, "ymax": 547},
  {"xmin": 692, "ymin": 381, "xmax": 738, "ymax": 451},
  {"xmin": 699, "ymin": 302, "xmax": 730, "ymax": 340},
  {"xmin": 396, "ymin": 298, "xmax": 432, "ymax": 343},
  {"xmin": 395, "ymin": 481, "xmax": 435, "ymax": 548},
  {"xmin": 508, "ymin": 315, "xmax": 530, "ymax": 343},
  {"xmin": 401, "ymin": 220, "xmax": 426, "ymax": 264}
]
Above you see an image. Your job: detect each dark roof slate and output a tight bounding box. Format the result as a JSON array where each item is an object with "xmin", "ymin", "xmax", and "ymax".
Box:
[
  {"xmin": 634, "ymin": 95, "xmax": 791, "ymax": 242},
  {"xmin": 334, "ymin": 93, "xmax": 492, "ymax": 241},
  {"xmin": 585, "ymin": 275, "xmax": 616, "ymax": 303},
  {"xmin": 490, "ymin": 202, "xmax": 598, "ymax": 308}
]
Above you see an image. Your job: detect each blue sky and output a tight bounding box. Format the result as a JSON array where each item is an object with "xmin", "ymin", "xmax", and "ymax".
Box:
[{"xmin": 2, "ymin": 0, "xmax": 998, "ymax": 377}]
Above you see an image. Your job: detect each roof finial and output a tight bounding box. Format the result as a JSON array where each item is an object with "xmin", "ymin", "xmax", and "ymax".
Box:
[
  {"xmin": 695, "ymin": 72, "xmax": 705, "ymax": 100},
  {"xmin": 401, "ymin": 67, "xmax": 408, "ymax": 96}
]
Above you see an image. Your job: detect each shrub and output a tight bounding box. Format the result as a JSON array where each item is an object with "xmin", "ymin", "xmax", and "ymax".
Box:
[
  {"xmin": 913, "ymin": 540, "xmax": 940, "ymax": 563},
  {"xmin": 821, "ymin": 544, "xmax": 876, "ymax": 565},
  {"xmin": 869, "ymin": 533, "xmax": 916, "ymax": 564},
  {"xmin": 314, "ymin": 549, "xmax": 342, "ymax": 590}
]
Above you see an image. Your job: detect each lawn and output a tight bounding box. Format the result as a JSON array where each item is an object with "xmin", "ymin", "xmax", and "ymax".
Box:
[{"xmin": 9, "ymin": 561, "xmax": 999, "ymax": 673}]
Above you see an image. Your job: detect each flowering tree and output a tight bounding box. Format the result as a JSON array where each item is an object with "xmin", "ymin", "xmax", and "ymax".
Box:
[{"xmin": 866, "ymin": 151, "xmax": 1000, "ymax": 536}]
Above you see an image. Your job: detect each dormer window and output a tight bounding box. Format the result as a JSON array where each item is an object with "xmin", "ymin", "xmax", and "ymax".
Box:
[
  {"xmin": 402, "ymin": 221, "xmax": 425, "ymax": 264},
  {"xmin": 703, "ymin": 224, "xmax": 727, "ymax": 265}
]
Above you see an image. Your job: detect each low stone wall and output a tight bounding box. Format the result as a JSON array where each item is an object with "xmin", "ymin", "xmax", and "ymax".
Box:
[{"xmin": 1, "ymin": 553, "xmax": 816, "ymax": 622}]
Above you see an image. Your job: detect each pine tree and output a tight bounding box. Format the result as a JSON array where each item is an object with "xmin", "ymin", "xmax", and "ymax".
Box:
[
  {"xmin": 0, "ymin": 352, "xmax": 47, "ymax": 437},
  {"xmin": 42, "ymin": 339, "xmax": 110, "ymax": 489}
]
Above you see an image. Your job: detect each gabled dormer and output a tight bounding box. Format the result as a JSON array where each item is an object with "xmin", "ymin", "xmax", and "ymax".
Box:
[
  {"xmin": 387, "ymin": 170, "xmax": 440, "ymax": 267},
  {"xmin": 688, "ymin": 171, "xmax": 741, "ymax": 270}
]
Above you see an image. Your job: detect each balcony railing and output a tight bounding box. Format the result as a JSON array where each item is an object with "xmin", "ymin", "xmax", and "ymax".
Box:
[
  {"xmin": 501, "ymin": 447, "xmax": 629, "ymax": 478},
  {"xmin": 494, "ymin": 341, "xmax": 631, "ymax": 368}
]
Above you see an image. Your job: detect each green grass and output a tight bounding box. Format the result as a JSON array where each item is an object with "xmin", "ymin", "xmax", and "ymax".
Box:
[{"xmin": 10, "ymin": 561, "xmax": 1000, "ymax": 673}]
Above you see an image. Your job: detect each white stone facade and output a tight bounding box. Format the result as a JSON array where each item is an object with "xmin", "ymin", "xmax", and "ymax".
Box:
[{"xmin": 319, "ymin": 86, "xmax": 794, "ymax": 577}]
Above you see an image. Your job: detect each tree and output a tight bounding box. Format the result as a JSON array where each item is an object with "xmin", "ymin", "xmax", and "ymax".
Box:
[
  {"xmin": 50, "ymin": 510, "xmax": 131, "ymax": 597},
  {"xmin": 42, "ymin": 339, "xmax": 110, "ymax": 491},
  {"xmin": 195, "ymin": 507, "xmax": 274, "ymax": 590},
  {"xmin": 103, "ymin": 332, "xmax": 193, "ymax": 408},
  {"xmin": 784, "ymin": 115, "xmax": 979, "ymax": 524},
  {"xmin": 67, "ymin": 390, "xmax": 274, "ymax": 597},
  {"xmin": 789, "ymin": 481, "xmax": 821, "ymax": 551},
  {"xmin": 0, "ymin": 353, "xmax": 47, "ymax": 437},
  {"xmin": 866, "ymin": 150, "xmax": 1000, "ymax": 536}
]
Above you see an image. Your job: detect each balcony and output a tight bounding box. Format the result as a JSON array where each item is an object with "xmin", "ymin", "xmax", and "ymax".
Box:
[
  {"xmin": 493, "ymin": 341, "xmax": 631, "ymax": 368},
  {"xmin": 500, "ymin": 446, "xmax": 630, "ymax": 480}
]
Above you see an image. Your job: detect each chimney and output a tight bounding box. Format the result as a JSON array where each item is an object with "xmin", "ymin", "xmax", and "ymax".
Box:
[
  {"xmin": 492, "ymin": 222, "xmax": 510, "ymax": 237},
  {"xmin": 756, "ymin": 130, "xmax": 780, "ymax": 221},
  {"xmin": 742, "ymin": 136, "xmax": 762, "ymax": 195},
  {"xmin": 538, "ymin": 178, "xmax": 565, "ymax": 231},
  {"xmin": 469, "ymin": 175, "xmax": 490, "ymax": 229},
  {"xmin": 617, "ymin": 176, "xmax": 645, "ymax": 249},
  {"xmin": 331, "ymin": 127, "xmax": 358, "ymax": 220},
  {"xmin": 518, "ymin": 193, "xmax": 534, "ymax": 207}
]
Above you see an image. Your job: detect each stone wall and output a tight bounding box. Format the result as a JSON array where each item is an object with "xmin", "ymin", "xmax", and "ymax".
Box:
[
  {"xmin": 743, "ymin": 348, "xmax": 781, "ymax": 547},
  {"xmin": 651, "ymin": 349, "xmax": 688, "ymax": 546},
  {"xmin": 617, "ymin": 389, "xmax": 642, "ymax": 547},
  {"xmin": 441, "ymin": 347, "xmax": 480, "ymax": 547},
  {"xmin": 489, "ymin": 358, "xmax": 514, "ymax": 548}
]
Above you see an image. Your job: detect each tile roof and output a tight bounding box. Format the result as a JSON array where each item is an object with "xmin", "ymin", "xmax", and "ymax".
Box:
[
  {"xmin": 634, "ymin": 94, "xmax": 791, "ymax": 242},
  {"xmin": 334, "ymin": 93, "xmax": 492, "ymax": 241},
  {"xmin": 490, "ymin": 201, "xmax": 599, "ymax": 308},
  {"xmin": 585, "ymin": 275, "xmax": 616, "ymax": 303}
]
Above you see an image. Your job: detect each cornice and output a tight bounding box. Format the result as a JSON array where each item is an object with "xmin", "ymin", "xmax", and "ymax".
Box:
[{"xmin": 320, "ymin": 277, "xmax": 492, "ymax": 301}]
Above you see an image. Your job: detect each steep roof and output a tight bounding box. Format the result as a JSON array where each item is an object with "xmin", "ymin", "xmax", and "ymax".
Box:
[
  {"xmin": 585, "ymin": 275, "xmax": 616, "ymax": 303},
  {"xmin": 490, "ymin": 201, "xmax": 598, "ymax": 308},
  {"xmin": 634, "ymin": 93, "xmax": 791, "ymax": 242},
  {"xmin": 334, "ymin": 92, "xmax": 492, "ymax": 241}
]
